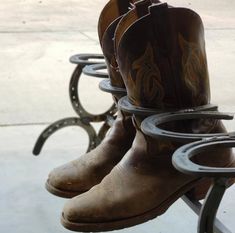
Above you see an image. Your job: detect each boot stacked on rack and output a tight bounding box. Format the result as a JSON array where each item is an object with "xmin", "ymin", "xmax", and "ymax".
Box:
[
  {"xmin": 45, "ymin": 0, "xmax": 137, "ymax": 198},
  {"xmin": 60, "ymin": 2, "xmax": 235, "ymax": 232},
  {"xmin": 100, "ymin": 0, "xmax": 161, "ymax": 93}
]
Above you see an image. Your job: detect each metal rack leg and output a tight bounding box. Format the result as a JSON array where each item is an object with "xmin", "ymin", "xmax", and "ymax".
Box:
[
  {"xmin": 182, "ymin": 178, "xmax": 232, "ymax": 233},
  {"xmin": 33, "ymin": 58, "xmax": 117, "ymax": 156}
]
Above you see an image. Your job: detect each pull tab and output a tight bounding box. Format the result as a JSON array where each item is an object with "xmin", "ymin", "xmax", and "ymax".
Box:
[
  {"xmin": 117, "ymin": 0, "xmax": 132, "ymax": 15},
  {"xmin": 135, "ymin": 0, "xmax": 152, "ymax": 17}
]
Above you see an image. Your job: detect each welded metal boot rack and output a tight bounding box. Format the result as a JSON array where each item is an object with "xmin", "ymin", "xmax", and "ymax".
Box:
[
  {"xmin": 33, "ymin": 54, "xmax": 234, "ymax": 233},
  {"xmin": 33, "ymin": 54, "xmax": 116, "ymax": 155}
]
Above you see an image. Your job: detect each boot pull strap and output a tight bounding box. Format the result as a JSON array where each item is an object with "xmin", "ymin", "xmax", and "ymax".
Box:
[
  {"xmin": 117, "ymin": 0, "xmax": 133, "ymax": 15},
  {"xmin": 135, "ymin": 0, "xmax": 152, "ymax": 17}
]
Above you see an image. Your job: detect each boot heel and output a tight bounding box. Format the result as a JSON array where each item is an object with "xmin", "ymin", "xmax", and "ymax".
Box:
[{"xmin": 186, "ymin": 178, "xmax": 212, "ymax": 200}]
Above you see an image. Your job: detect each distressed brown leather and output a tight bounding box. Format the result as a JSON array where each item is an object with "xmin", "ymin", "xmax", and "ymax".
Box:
[
  {"xmin": 98, "ymin": 0, "xmax": 143, "ymax": 44},
  {"xmin": 98, "ymin": 0, "xmax": 132, "ymax": 43},
  {"xmin": 62, "ymin": 122, "xmax": 233, "ymax": 225},
  {"xmin": 102, "ymin": 17, "xmax": 125, "ymax": 88},
  {"xmin": 61, "ymin": 4, "xmax": 235, "ymax": 231},
  {"xmin": 102, "ymin": 0, "xmax": 161, "ymax": 88},
  {"xmin": 116, "ymin": 2, "xmax": 235, "ymax": 191},
  {"xmin": 118, "ymin": 4, "xmax": 211, "ymax": 109},
  {"xmin": 46, "ymin": 0, "xmax": 136, "ymax": 198},
  {"xmin": 47, "ymin": 111, "xmax": 135, "ymax": 197},
  {"xmin": 114, "ymin": 0, "xmax": 165, "ymax": 59}
]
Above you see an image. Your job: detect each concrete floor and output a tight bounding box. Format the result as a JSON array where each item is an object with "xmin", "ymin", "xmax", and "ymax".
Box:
[{"xmin": 1, "ymin": 0, "xmax": 235, "ymax": 232}]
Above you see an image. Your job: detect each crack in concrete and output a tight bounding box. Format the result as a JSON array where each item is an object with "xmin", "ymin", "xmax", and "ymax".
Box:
[
  {"xmin": 78, "ymin": 30, "xmax": 99, "ymax": 43},
  {"xmin": 0, "ymin": 122, "xmax": 51, "ymax": 127}
]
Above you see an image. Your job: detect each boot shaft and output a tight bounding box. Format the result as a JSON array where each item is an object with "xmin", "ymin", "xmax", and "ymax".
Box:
[
  {"xmin": 98, "ymin": 0, "xmax": 135, "ymax": 91},
  {"xmin": 116, "ymin": 3, "xmax": 210, "ymax": 110},
  {"xmin": 116, "ymin": 3, "xmax": 233, "ymax": 169},
  {"xmin": 98, "ymin": 0, "xmax": 133, "ymax": 43},
  {"xmin": 115, "ymin": 0, "xmax": 161, "ymax": 53},
  {"xmin": 101, "ymin": 0, "xmax": 161, "ymax": 89}
]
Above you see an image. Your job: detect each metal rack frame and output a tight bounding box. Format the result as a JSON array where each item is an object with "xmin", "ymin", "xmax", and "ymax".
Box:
[{"xmin": 33, "ymin": 54, "xmax": 117, "ymax": 156}]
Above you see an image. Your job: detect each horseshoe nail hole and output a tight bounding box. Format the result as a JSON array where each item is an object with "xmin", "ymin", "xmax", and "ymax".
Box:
[
  {"xmin": 72, "ymin": 96, "xmax": 76, "ymax": 99},
  {"xmin": 71, "ymin": 87, "xmax": 75, "ymax": 91}
]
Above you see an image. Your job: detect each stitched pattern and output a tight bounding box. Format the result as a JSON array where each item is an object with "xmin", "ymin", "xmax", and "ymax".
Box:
[
  {"xmin": 127, "ymin": 43, "xmax": 164, "ymax": 107},
  {"xmin": 178, "ymin": 33, "xmax": 209, "ymax": 106}
]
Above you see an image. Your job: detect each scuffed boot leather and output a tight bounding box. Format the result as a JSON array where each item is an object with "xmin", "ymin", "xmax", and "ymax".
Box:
[
  {"xmin": 61, "ymin": 120, "xmax": 234, "ymax": 232},
  {"xmin": 102, "ymin": 0, "xmax": 161, "ymax": 89},
  {"xmin": 46, "ymin": 111, "xmax": 135, "ymax": 198},
  {"xmin": 61, "ymin": 3, "xmax": 235, "ymax": 231},
  {"xmin": 46, "ymin": 0, "xmax": 136, "ymax": 198}
]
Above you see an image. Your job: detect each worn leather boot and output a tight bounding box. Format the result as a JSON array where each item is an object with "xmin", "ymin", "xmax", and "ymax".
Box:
[
  {"xmin": 61, "ymin": 3, "xmax": 235, "ymax": 231},
  {"xmin": 102, "ymin": 0, "xmax": 161, "ymax": 90},
  {"xmin": 45, "ymin": 0, "xmax": 136, "ymax": 198}
]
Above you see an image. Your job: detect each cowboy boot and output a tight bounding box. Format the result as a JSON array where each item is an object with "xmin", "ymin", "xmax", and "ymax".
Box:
[
  {"xmin": 61, "ymin": 3, "xmax": 235, "ymax": 231},
  {"xmin": 100, "ymin": 0, "xmax": 161, "ymax": 90},
  {"xmin": 102, "ymin": 0, "xmax": 161, "ymax": 88},
  {"xmin": 45, "ymin": 0, "xmax": 136, "ymax": 198}
]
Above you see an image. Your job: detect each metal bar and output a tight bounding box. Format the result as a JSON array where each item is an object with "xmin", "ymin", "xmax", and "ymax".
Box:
[
  {"xmin": 69, "ymin": 64, "xmax": 117, "ymax": 122},
  {"xmin": 198, "ymin": 179, "xmax": 227, "ymax": 233},
  {"xmin": 33, "ymin": 54, "xmax": 117, "ymax": 156},
  {"xmin": 182, "ymin": 195, "xmax": 232, "ymax": 233}
]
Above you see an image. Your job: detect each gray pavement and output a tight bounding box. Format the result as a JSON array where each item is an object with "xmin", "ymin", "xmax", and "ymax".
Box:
[{"xmin": 1, "ymin": 1, "xmax": 235, "ymax": 233}]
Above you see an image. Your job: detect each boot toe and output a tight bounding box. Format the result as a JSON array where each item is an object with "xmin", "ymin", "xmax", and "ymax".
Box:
[
  {"xmin": 47, "ymin": 167, "xmax": 69, "ymax": 190},
  {"xmin": 47, "ymin": 162, "xmax": 86, "ymax": 193},
  {"xmin": 62, "ymin": 195, "xmax": 100, "ymax": 223}
]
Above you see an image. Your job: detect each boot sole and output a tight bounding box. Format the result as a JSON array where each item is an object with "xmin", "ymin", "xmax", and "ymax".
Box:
[
  {"xmin": 60, "ymin": 178, "xmax": 204, "ymax": 232},
  {"xmin": 45, "ymin": 180, "xmax": 86, "ymax": 198}
]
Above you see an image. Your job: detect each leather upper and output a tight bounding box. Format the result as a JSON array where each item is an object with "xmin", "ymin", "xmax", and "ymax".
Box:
[{"xmin": 117, "ymin": 3, "xmax": 210, "ymax": 109}]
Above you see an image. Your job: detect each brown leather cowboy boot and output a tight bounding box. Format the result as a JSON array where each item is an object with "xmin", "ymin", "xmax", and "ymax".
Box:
[
  {"xmin": 45, "ymin": 0, "xmax": 136, "ymax": 198},
  {"xmin": 101, "ymin": 0, "xmax": 161, "ymax": 90},
  {"xmin": 48, "ymin": 0, "xmax": 163, "ymax": 198},
  {"xmin": 61, "ymin": 3, "xmax": 235, "ymax": 231}
]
